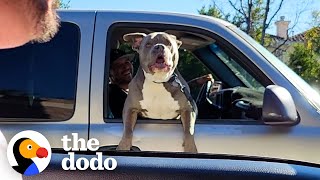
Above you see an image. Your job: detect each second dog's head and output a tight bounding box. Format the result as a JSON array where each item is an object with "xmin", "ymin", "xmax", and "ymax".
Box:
[{"xmin": 124, "ymin": 32, "xmax": 182, "ymax": 82}]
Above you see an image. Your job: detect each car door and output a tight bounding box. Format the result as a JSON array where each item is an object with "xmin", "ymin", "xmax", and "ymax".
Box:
[
  {"xmin": 89, "ymin": 11, "xmax": 320, "ymax": 164},
  {"xmin": 0, "ymin": 11, "xmax": 95, "ymax": 148}
]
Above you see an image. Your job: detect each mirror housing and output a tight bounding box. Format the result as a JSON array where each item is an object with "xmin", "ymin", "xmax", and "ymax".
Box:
[{"xmin": 262, "ymin": 85, "xmax": 299, "ymax": 125}]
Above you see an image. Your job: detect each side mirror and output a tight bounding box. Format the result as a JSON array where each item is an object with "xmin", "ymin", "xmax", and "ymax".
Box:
[{"xmin": 262, "ymin": 85, "xmax": 299, "ymax": 125}]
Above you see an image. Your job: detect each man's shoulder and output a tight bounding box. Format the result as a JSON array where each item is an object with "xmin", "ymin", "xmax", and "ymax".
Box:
[
  {"xmin": 108, "ymin": 84, "xmax": 124, "ymax": 97},
  {"xmin": 109, "ymin": 84, "xmax": 121, "ymax": 92}
]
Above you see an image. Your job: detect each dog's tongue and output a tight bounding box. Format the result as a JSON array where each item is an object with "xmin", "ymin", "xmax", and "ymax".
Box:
[
  {"xmin": 155, "ymin": 63, "xmax": 166, "ymax": 69},
  {"xmin": 151, "ymin": 55, "xmax": 169, "ymax": 70}
]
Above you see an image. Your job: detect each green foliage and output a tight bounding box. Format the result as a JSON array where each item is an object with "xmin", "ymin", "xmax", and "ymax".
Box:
[
  {"xmin": 177, "ymin": 50, "xmax": 211, "ymax": 81},
  {"xmin": 198, "ymin": 4, "xmax": 224, "ymax": 19},
  {"xmin": 288, "ymin": 44, "xmax": 320, "ymax": 88},
  {"xmin": 57, "ymin": 0, "xmax": 71, "ymax": 9},
  {"xmin": 118, "ymin": 43, "xmax": 140, "ymax": 74},
  {"xmin": 288, "ymin": 12, "xmax": 320, "ymax": 89},
  {"xmin": 178, "ymin": 50, "xmax": 212, "ymax": 98},
  {"xmin": 119, "ymin": 43, "xmax": 135, "ymax": 54},
  {"xmin": 198, "ymin": 3, "xmax": 243, "ymax": 28},
  {"xmin": 305, "ymin": 27, "xmax": 320, "ymax": 53}
]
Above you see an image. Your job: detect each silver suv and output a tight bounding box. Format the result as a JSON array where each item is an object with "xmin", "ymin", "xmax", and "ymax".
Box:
[{"xmin": 1, "ymin": 11, "xmax": 319, "ymax": 164}]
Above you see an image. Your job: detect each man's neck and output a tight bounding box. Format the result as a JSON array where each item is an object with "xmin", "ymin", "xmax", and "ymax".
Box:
[
  {"xmin": 117, "ymin": 83, "xmax": 129, "ymax": 91},
  {"xmin": 0, "ymin": 1, "xmax": 33, "ymax": 49}
]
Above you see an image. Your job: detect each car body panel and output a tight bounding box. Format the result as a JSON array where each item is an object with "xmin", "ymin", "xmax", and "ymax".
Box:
[
  {"xmin": 0, "ymin": 11, "xmax": 96, "ymax": 148},
  {"xmin": 89, "ymin": 11, "xmax": 320, "ymax": 164}
]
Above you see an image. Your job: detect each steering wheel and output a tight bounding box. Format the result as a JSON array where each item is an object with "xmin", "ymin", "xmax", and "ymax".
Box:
[
  {"xmin": 197, "ymin": 80, "xmax": 224, "ymax": 105},
  {"xmin": 196, "ymin": 80, "xmax": 211, "ymax": 107},
  {"xmin": 196, "ymin": 80, "xmax": 224, "ymax": 119}
]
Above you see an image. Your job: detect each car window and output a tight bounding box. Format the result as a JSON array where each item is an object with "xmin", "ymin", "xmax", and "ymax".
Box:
[
  {"xmin": 104, "ymin": 25, "xmax": 267, "ymax": 122},
  {"xmin": 177, "ymin": 49, "xmax": 213, "ymax": 99},
  {"xmin": 229, "ymin": 26, "xmax": 320, "ymax": 112},
  {"xmin": 0, "ymin": 22, "xmax": 80, "ymax": 120},
  {"xmin": 210, "ymin": 43, "xmax": 264, "ymax": 91}
]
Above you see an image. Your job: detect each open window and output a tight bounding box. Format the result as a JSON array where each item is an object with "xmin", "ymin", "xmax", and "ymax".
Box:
[{"xmin": 103, "ymin": 23, "xmax": 271, "ymax": 123}]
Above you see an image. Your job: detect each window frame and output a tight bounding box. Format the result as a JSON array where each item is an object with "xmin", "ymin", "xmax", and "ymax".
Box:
[
  {"xmin": 103, "ymin": 22, "xmax": 273, "ymax": 125},
  {"xmin": 0, "ymin": 22, "xmax": 81, "ymax": 122}
]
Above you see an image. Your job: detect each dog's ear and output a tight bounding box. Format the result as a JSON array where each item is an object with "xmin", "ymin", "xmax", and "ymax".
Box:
[
  {"xmin": 176, "ymin": 39, "xmax": 182, "ymax": 49},
  {"xmin": 168, "ymin": 34, "xmax": 182, "ymax": 49},
  {"xmin": 123, "ymin": 33, "xmax": 146, "ymax": 51}
]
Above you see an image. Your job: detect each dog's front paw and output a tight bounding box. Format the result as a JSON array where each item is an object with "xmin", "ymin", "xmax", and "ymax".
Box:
[
  {"xmin": 183, "ymin": 139, "xmax": 198, "ymax": 153},
  {"xmin": 116, "ymin": 139, "xmax": 132, "ymax": 151},
  {"xmin": 184, "ymin": 143, "xmax": 198, "ymax": 153}
]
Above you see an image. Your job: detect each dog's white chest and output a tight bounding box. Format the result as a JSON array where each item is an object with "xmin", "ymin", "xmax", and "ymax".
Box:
[{"xmin": 139, "ymin": 81, "xmax": 180, "ymax": 119}]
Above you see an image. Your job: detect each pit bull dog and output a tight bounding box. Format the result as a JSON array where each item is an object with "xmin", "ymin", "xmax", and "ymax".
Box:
[{"xmin": 116, "ymin": 32, "xmax": 197, "ymax": 152}]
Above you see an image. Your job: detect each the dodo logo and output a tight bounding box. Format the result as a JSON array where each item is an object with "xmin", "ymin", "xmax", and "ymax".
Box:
[{"xmin": 7, "ymin": 130, "xmax": 51, "ymax": 176}]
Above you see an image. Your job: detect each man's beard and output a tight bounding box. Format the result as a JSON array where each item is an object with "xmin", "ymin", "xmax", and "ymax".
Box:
[
  {"xmin": 116, "ymin": 77, "xmax": 132, "ymax": 85},
  {"xmin": 31, "ymin": 0, "xmax": 60, "ymax": 43}
]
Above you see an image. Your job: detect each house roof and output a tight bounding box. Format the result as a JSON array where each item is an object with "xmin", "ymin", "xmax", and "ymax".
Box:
[
  {"xmin": 288, "ymin": 32, "xmax": 305, "ymax": 42},
  {"xmin": 270, "ymin": 27, "xmax": 319, "ymax": 43}
]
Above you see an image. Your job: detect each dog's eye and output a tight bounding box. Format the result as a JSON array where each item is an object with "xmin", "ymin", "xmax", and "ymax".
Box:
[{"xmin": 145, "ymin": 43, "xmax": 152, "ymax": 48}]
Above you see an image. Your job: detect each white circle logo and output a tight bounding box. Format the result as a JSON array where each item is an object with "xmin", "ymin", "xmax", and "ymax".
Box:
[{"xmin": 7, "ymin": 130, "xmax": 51, "ymax": 176}]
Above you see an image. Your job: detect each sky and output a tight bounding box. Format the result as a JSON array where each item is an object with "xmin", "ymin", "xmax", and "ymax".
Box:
[{"xmin": 67, "ymin": 0, "xmax": 320, "ymax": 36}]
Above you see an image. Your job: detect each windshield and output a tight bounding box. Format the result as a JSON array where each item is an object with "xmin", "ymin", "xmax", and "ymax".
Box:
[{"xmin": 228, "ymin": 26, "xmax": 320, "ymax": 112}]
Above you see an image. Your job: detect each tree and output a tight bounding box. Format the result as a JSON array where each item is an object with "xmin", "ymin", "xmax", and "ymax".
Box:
[
  {"xmin": 199, "ymin": 0, "xmax": 287, "ymax": 47},
  {"xmin": 305, "ymin": 27, "xmax": 320, "ymax": 53},
  {"xmin": 288, "ymin": 44, "xmax": 320, "ymax": 87},
  {"xmin": 311, "ymin": 10, "xmax": 320, "ymax": 27},
  {"xmin": 56, "ymin": 0, "xmax": 71, "ymax": 9},
  {"xmin": 198, "ymin": 3, "xmax": 224, "ymax": 19},
  {"xmin": 288, "ymin": 11, "xmax": 320, "ymax": 89},
  {"xmin": 306, "ymin": 11, "xmax": 320, "ymax": 53},
  {"xmin": 200, "ymin": 1, "xmax": 320, "ymax": 89}
]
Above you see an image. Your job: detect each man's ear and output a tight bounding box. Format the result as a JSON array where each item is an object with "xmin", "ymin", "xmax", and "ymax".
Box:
[
  {"xmin": 123, "ymin": 33, "xmax": 146, "ymax": 51},
  {"xmin": 109, "ymin": 69, "xmax": 115, "ymax": 83}
]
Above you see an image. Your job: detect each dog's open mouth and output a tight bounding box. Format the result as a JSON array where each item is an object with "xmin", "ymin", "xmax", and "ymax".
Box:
[{"xmin": 150, "ymin": 55, "xmax": 170, "ymax": 71}]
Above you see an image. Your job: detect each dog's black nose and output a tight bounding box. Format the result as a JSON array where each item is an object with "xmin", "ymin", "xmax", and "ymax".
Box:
[{"xmin": 154, "ymin": 44, "xmax": 165, "ymax": 51}]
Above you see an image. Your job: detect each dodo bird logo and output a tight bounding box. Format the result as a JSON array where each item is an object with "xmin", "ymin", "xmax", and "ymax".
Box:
[{"xmin": 7, "ymin": 130, "xmax": 51, "ymax": 176}]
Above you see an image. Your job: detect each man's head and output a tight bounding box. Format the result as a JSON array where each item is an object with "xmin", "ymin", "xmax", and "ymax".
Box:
[
  {"xmin": 109, "ymin": 49, "xmax": 134, "ymax": 85},
  {"xmin": 123, "ymin": 32, "xmax": 182, "ymax": 82},
  {"xmin": 0, "ymin": 0, "xmax": 60, "ymax": 49}
]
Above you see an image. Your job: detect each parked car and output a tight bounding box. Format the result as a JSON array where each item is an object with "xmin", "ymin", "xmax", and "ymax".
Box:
[{"xmin": 0, "ymin": 10, "xmax": 319, "ymax": 165}]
